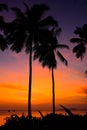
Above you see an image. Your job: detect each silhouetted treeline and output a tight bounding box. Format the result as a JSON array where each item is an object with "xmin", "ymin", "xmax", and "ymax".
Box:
[{"xmin": 0, "ymin": 113, "xmax": 87, "ymax": 130}]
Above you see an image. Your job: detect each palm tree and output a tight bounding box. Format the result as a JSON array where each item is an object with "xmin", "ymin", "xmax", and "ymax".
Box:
[
  {"xmin": 70, "ymin": 24, "xmax": 87, "ymax": 74},
  {"xmin": 33, "ymin": 28, "xmax": 69, "ymax": 114},
  {"xmin": 70, "ymin": 24, "xmax": 87, "ymax": 60},
  {"xmin": 4, "ymin": 3, "xmax": 58, "ymax": 118},
  {"xmin": 0, "ymin": 3, "xmax": 8, "ymax": 51}
]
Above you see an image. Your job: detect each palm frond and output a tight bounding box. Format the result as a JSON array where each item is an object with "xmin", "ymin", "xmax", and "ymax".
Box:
[
  {"xmin": 70, "ymin": 38, "xmax": 84, "ymax": 43},
  {"xmin": 60, "ymin": 105, "xmax": 74, "ymax": 116},
  {"xmin": 39, "ymin": 16, "xmax": 58, "ymax": 27},
  {"xmin": 10, "ymin": 31, "xmax": 26, "ymax": 53},
  {"xmin": 71, "ymin": 24, "xmax": 87, "ymax": 60},
  {"xmin": 73, "ymin": 43, "xmax": 86, "ymax": 60},
  {"xmin": 56, "ymin": 44, "xmax": 69, "ymax": 49},
  {"xmin": 80, "ymin": 24, "xmax": 87, "ymax": 38},
  {"xmin": 11, "ymin": 7, "xmax": 25, "ymax": 19},
  {"xmin": 23, "ymin": 2, "xmax": 30, "ymax": 12},
  {"xmin": 57, "ymin": 51, "xmax": 68, "ymax": 66},
  {"xmin": 31, "ymin": 4, "xmax": 50, "ymax": 21},
  {"xmin": 3, "ymin": 21, "xmax": 17, "ymax": 35},
  {"xmin": 34, "ymin": 44, "xmax": 57, "ymax": 69},
  {"xmin": 38, "ymin": 110, "xmax": 44, "ymax": 118},
  {"xmin": 23, "ymin": 2, "xmax": 30, "ymax": 18},
  {"xmin": 73, "ymin": 25, "xmax": 87, "ymax": 39},
  {"xmin": 42, "ymin": 51, "xmax": 57, "ymax": 69},
  {"xmin": 0, "ymin": 16, "xmax": 5, "ymax": 30},
  {"xmin": 34, "ymin": 29, "xmax": 55, "ymax": 45},
  {"xmin": 74, "ymin": 27, "xmax": 81, "ymax": 35},
  {"xmin": 33, "ymin": 45, "xmax": 44, "ymax": 60},
  {"xmin": 53, "ymin": 27, "xmax": 62, "ymax": 36}
]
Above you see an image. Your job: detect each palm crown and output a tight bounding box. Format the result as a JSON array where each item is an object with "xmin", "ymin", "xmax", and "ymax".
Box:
[
  {"xmin": 4, "ymin": 3, "xmax": 58, "ymax": 53},
  {"xmin": 70, "ymin": 24, "xmax": 87, "ymax": 60},
  {"xmin": 3, "ymin": 3, "xmax": 58, "ymax": 118},
  {"xmin": 34, "ymin": 28, "xmax": 69, "ymax": 69}
]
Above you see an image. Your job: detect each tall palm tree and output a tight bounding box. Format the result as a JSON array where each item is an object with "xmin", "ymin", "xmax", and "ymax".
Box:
[
  {"xmin": 4, "ymin": 3, "xmax": 58, "ymax": 118},
  {"xmin": 0, "ymin": 3, "xmax": 8, "ymax": 51},
  {"xmin": 70, "ymin": 24, "xmax": 87, "ymax": 60},
  {"xmin": 33, "ymin": 28, "xmax": 69, "ymax": 114}
]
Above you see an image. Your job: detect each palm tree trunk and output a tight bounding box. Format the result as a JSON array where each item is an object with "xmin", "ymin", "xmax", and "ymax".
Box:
[
  {"xmin": 52, "ymin": 66, "xmax": 55, "ymax": 115},
  {"xmin": 28, "ymin": 43, "xmax": 32, "ymax": 119}
]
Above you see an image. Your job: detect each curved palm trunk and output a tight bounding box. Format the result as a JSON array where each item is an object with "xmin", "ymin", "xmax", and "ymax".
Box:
[
  {"xmin": 52, "ymin": 66, "xmax": 55, "ymax": 115},
  {"xmin": 28, "ymin": 43, "xmax": 32, "ymax": 119}
]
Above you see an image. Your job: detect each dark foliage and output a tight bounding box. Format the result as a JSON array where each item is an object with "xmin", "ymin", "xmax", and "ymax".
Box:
[
  {"xmin": 0, "ymin": 113, "xmax": 87, "ymax": 130},
  {"xmin": 70, "ymin": 24, "xmax": 87, "ymax": 60}
]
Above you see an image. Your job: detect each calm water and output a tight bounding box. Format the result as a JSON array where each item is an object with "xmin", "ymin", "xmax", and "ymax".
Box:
[{"xmin": 0, "ymin": 109, "xmax": 87, "ymax": 126}]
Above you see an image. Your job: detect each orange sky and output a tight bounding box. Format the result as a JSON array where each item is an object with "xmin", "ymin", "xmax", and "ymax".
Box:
[
  {"xmin": 0, "ymin": 49, "xmax": 87, "ymax": 111},
  {"xmin": 0, "ymin": 0, "xmax": 87, "ymax": 112}
]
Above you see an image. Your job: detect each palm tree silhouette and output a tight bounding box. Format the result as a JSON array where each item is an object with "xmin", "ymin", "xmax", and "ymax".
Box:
[
  {"xmin": 0, "ymin": 3, "xmax": 8, "ymax": 51},
  {"xmin": 70, "ymin": 24, "xmax": 87, "ymax": 74},
  {"xmin": 33, "ymin": 28, "xmax": 69, "ymax": 114},
  {"xmin": 70, "ymin": 24, "xmax": 87, "ymax": 60},
  {"xmin": 4, "ymin": 3, "xmax": 58, "ymax": 118}
]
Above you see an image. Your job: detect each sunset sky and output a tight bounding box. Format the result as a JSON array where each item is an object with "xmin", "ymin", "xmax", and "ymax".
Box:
[{"xmin": 0, "ymin": 0, "xmax": 87, "ymax": 111}]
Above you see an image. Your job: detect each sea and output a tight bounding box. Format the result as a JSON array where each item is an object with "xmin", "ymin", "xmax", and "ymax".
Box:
[{"xmin": 0, "ymin": 109, "xmax": 87, "ymax": 126}]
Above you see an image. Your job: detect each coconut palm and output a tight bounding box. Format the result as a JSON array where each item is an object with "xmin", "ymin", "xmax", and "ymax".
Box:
[
  {"xmin": 70, "ymin": 24, "xmax": 87, "ymax": 60},
  {"xmin": 33, "ymin": 28, "xmax": 69, "ymax": 114},
  {"xmin": 4, "ymin": 3, "xmax": 58, "ymax": 118}
]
